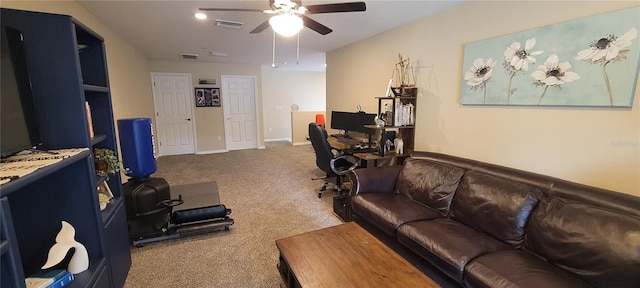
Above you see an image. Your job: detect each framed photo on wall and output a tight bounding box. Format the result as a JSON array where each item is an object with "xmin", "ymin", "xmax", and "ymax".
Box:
[
  {"xmin": 195, "ymin": 87, "xmax": 221, "ymax": 107},
  {"xmin": 97, "ymin": 181, "xmax": 113, "ymax": 211}
]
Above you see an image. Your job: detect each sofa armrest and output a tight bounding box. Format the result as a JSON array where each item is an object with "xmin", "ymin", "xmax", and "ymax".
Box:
[
  {"xmin": 343, "ymin": 165, "xmax": 402, "ymax": 222},
  {"xmin": 349, "ymin": 165, "xmax": 403, "ymax": 196}
]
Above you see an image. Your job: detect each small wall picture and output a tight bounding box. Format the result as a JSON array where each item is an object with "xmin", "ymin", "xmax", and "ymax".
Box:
[
  {"xmin": 97, "ymin": 182, "xmax": 113, "ymax": 211},
  {"xmin": 195, "ymin": 87, "xmax": 221, "ymax": 107}
]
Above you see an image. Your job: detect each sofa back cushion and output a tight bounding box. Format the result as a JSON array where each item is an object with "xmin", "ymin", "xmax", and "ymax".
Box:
[
  {"xmin": 395, "ymin": 158, "xmax": 465, "ymax": 215},
  {"xmin": 525, "ymin": 197, "xmax": 640, "ymax": 288},
  {"xmin": 449, "ymin": 170, "xmax": 543, "ymax": 247}
]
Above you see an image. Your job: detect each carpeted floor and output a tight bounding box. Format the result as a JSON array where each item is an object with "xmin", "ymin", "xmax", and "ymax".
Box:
[{"xmin": 123, "ymin": 141, "xmax": 343, "ymax": 287}]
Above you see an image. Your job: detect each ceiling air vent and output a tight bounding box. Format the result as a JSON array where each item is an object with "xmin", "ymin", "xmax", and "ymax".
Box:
[
  {"xmin": 210, "ymin": 51, "xmax": 228, "ymax": 57},
  {"xmin": 215, "ymin": 19, "xmax": 244, "ymax": 29},
  {"xmin": 180, "ymin": 53, "xmax": 198, "ymax": 60}
]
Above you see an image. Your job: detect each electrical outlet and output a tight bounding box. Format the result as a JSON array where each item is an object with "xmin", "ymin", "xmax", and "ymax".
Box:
[{"xmin": 217, "ymin": 136, "xmax": 222, "ymax": 141}]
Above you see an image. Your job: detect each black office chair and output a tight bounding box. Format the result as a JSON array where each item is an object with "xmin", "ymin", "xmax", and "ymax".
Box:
[{"xmin": 308, "ymin": 123, "xmax": 359, "ymax": 198}]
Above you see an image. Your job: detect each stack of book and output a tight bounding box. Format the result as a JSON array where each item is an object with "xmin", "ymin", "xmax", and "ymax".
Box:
[
  {"xmin": 86, "ymin": 101, "xmax": 94, "ymax": 137},
  {"xmin": 25, "ymin": 269, "xmax": 74, "ymax": 288}
]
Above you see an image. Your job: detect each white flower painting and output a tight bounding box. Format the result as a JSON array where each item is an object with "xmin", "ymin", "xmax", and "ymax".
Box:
[
  {"xmin": 504, "ymin": 38, "xmax": 543, "ymax": 72},
  {"xmin": 464, "ymin": 58, "xmax": 496, "ymax": 103},
  {"xmin": 575, "ymin": 27, "xmax": 638, "ymax": 106},
  {"xmin": 460, "ymin": 7, "xmax": 639, "ymax": 107},
  {"xmin": 532, "ymin": 55, "xmax": 580, "ymax": 105},
  {"xmin": 503, "ymin": 38, "xmax": 543, "ymax": 103}
]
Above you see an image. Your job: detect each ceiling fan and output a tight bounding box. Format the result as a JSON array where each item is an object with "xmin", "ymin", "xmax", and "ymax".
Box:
[{"xmin": 199, "ymin": 0, "xmax": 367, "ymax": 36}]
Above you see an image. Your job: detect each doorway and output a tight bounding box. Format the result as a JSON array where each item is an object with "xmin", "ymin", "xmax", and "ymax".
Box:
[
  {"xmin": 151, "ymin": 73, "xmax": 196, "ymax": 156},
  {"xmin": 221, "ymin": 75, "xmax": 258, "ymax": 150}
]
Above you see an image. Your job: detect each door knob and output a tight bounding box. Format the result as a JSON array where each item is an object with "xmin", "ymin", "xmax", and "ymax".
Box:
[{"xmin": 185, "ymin": 118, "xmax": 191, "ymax": 121}]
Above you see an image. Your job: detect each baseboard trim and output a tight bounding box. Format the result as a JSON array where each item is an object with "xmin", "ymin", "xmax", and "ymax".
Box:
[
  {"xmin": 292, "ymin": 141, "xmax": 311, "ymax": 146},
  {"xmin": 265, "ymin": 138, "xmax": 292, "ymax": 142},
  {"xmin": 195, "ymin": 149, "xmax": 228, "ymax": 155}
]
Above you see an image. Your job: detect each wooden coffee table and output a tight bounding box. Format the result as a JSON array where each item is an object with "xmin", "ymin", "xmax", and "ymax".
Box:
[{"xmin": 276, "ymin": 222, "xmax": 439, "ymax": 288}]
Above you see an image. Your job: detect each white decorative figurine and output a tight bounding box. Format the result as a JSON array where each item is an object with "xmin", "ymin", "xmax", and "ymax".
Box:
[
  {"xmin": 374, "ymin": 116, "xmax": 385, "ymax": 127},
  {"xmin": 394, "ymin": 139, "xmax": 404, "ymax": 155},
  {"xmin": 42, "ymin": 221, "xmax": 89, "ymax": 274}
]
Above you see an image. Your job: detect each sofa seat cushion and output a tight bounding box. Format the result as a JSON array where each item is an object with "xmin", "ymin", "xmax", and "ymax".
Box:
[
  {"xmin": 525, "ymin": 197, "xmax": 640, "ymax": 288},
  {"xmin": 397, "ymin": 218, "xmax": 510, "ymax": 282},
  {"xmin": 395, "ymin": 158, "xmax": 466, "ymax": 215},
  {"xmin": 449, "ymin": 170, "xmax": 543, "ymax": 248},
  {"xmin": 351, "ymin": 193, "xmax": 442, "ymax": 236},
  {"xmin": 464, "ymin": 250, "xmax": 590, "ymax": 288}
]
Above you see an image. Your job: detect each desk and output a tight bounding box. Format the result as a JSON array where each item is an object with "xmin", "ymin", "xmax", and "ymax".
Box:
[
  {"xmin": 327, "ymin": 137, "xmax": 408, "ymax": 168},
  {"xmin": 353, "ymin": 152, "xmax": 408, "ymax": 168},
  {"xmin": 326, "ymin": 136, "xmax": 356, "ymax": 151}
]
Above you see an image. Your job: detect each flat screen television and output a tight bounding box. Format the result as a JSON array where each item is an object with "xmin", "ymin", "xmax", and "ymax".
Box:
[
  {"xmin": 330, "ymin": 111, "xmax": 376, "ymax": 136},
  {"xmin": 1, "ymin": 25, "xmax": 41, "ymax": 158}
]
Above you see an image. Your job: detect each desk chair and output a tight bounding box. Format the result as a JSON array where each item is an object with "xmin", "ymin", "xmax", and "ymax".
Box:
[
  {"xmin": 315, "ymin": 113, "xmax": 325, "ymax": 127},
  {"xmin": 308, "ymin": 123, "xmax": 358, "ymax": 198}
]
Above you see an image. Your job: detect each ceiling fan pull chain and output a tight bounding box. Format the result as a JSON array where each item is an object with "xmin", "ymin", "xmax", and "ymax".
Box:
[
  {"xmin": 296, "ymin": 32, "xmax": 300, "ymax": 65},
  {"xmin": 272, "ymin": 30, "xmax": 276, "ymax": 68}
]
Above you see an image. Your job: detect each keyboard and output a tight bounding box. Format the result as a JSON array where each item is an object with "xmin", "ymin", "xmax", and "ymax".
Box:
[
  {"xmin": 330, "ymin": 134, "xmax": 347, "ymax": 139},
  {"xmin": 352, "ymin": 145, "xmax": 371, "ymax": 152}
]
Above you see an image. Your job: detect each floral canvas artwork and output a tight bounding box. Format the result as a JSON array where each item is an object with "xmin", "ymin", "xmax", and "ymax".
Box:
[{"xmin": 460, "ymin": 7, "xmax": 640, "ymax": 107}]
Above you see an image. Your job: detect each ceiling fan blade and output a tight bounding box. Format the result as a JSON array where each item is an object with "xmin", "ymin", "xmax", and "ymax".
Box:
[
  {"xmin": 250, "ymin": 19, "xmax": 271, "ymax": 34},
  {"xmin": 305, "ymin": 2, "xmax": 366, "ymax": 14},
  {"xmin": 199, "ymin": 8, "xmax": 265, "ymax": 12},
  {"xmin": 301, "ymin": 15, "xmax": 332, "ymax": 35}
]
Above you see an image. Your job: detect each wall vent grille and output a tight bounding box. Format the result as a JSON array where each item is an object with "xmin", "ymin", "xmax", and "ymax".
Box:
[
  {"xmin": 215, "ymin": 19, "xmax": 244, "ymax": 29},
  {"xmin": 180, "ymin": 53, "xmax": 198, "ymax": 60}
]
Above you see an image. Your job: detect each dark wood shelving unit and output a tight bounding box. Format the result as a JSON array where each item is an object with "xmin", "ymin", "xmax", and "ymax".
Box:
[
  {"xmin": 0, "ymin": 8, "xmax": 130, "ymax": 288},
  {"xmin": 369, "ymin": 91, "xmax": 417, "ymax": 156}
]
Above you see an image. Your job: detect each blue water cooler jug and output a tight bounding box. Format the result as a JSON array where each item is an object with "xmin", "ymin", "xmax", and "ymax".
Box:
[{"xmin": 118, "ymin": 118, "xmax": 156, "ymax": 178}]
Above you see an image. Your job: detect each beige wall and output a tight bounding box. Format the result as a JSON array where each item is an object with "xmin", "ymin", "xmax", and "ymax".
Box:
[
  {"xmin": 291, "ymin": 111, "xmax": 324, "ymax": 145},
  {"xmin": 327, "ymin": 1, "xmax": 640, "ymax": 196},
  {"xmin": 261, "ymin": 69, "xmax": 326, "ymax": 141},
  {"xmin": 149, "ymin": 60, "xmax": 264, "ymax": 152},
  {"xmin": 1, "ymin": 1, "xmax": 154, "ymax": 159}
]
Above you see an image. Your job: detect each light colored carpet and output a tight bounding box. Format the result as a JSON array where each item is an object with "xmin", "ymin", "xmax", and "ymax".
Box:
[{"xmin": 123, "ymin": 141, "xmax": 343, "ymax": 287}]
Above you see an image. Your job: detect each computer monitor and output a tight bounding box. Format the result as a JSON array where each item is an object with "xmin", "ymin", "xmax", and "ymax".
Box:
[
  {"xmin": 1, "ymin": 25, "xmax": 42, "ymax": 158},
  {"xmin": 357, "ymin": 113, "xmax": 376, "ymax": 133},
  {"xmin": 330, "ymin": 111, "xmax": 376, "ymax": 136}
]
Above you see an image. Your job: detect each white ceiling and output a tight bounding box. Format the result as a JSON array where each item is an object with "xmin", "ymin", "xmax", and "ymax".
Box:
[{"xmin": 78, "ymin": 0, "xmax": 462, "ymax": 71}]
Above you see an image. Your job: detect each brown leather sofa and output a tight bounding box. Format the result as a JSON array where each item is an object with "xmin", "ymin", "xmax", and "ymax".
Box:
[{"xmin": 346, "ymin": 151, "xmax": 640, "ymax": 288}]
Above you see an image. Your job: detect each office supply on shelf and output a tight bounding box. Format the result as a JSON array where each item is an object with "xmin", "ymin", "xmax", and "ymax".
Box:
[
  {"xmin": 85, "ymin": 101, "xmax": 94, "ymax": 137},
  {"xmin": 0, "ymin": 148, "xmax": 88, "ymax": 185},
  {"xmin": 25, "ymin": 269, "xmax": 73, "ymax": 288},
  {"xmin": 46, "ymin": 272, "xmax": 74, "ymax": 288}
]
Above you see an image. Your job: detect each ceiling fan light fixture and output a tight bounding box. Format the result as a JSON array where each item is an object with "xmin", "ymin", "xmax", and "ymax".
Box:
[{"xmin": 269, "ymin": 14, "xmax": 303, "ymax": 37}]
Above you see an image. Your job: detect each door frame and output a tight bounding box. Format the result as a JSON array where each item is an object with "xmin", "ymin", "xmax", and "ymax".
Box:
[
  {"xmin": 150, "ymin": 72, "xmax": 197, "ymax": 156},
  {"xmin": 221, "ymin": 75, "xmax": 260, "ymax": 150}
]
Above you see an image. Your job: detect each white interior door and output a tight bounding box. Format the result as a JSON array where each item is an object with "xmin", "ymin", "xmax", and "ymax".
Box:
[
  {"xmin": 151, "ymin": 73, "xmax": 196, "ymax": 156},
  {"xmin": 221, "ymin": 75, "xmax": 258, "ymax": 150}
]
